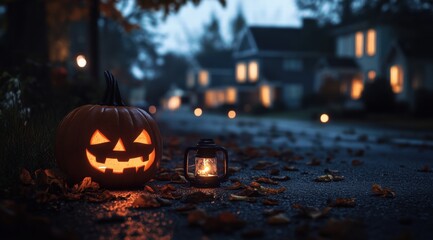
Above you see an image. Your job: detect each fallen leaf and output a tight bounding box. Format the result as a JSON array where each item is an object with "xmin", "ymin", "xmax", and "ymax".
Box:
[
  {"xmin": 262, "ymin": 208, "xmax": 285, "ymax": 216},
  {"xmin": 241, "ymin": 229, "xmax": 265, "ymax": 238},
  {"xmin": 267, "ymin": 213, "xmax": 290, "ymax": 225},
  {"xmin": 144, "ymin": 185, "xmax": 156, "ymax": 193},
  {"xmin": 187, "ymin": 209, "xmax": 207, "ymax": 226},
  {"xmin": 418, "ymin": 165, "xmax": 431, "ymax": 173},
  {"xmin": 282, "ymin": 165, "xmax": 299, "ymax": 171},
  {"xmin": 225, "ymin": 181, "xmax": 246, "ymax": 190},
  {"xmin": 131, "ymin": 194, "xmax": 161, "ymax": 208},
  {"xmin": 252, "ymin": 161, "xmax": 277, "ymax": 170},
  {"xmin": 306, "ymin": 158, "xmax": 321, "ymax": 166},
  {"xmin": 270, "ymin": 169, "xmax": 280, "ymax": 175},
  {"xmin": 371, "ymin": 184, "xmax": 396, "ymax": 198},
  {"xmin": 254, "ymin": 177, "xmax": 279, "ymax": 185},
  {"xmin": 262, "ymin": 198, "xmax": 279, "ymax": 206},
  {"xmin": 292, "ymin": 204, "xmax": 331, "ymax": 219},
  {"xmin": 352, "ymin": 159, "xmax": 364, "ymax": 166},
  {"xmin": 328, "ymin": 198, "xmax": 356, "ymax": 208},
  {"xmin": 175, "ymin": 204, "xmax": 196, "ymax": 213},
  {"xmin": 319, "ymin": 219, "xmax": 366, "ymax": 239},
  {"xmin": 183, "ymin": 191, "xmax": 215, "ymax": 203},
  {"xmin": 73, "ymin": 177, "xmax": 99, "ymax": 193},
  {"xmin": 229, "ymin": 194, "xmax": 257, "ymax": 203},
  {"xmin": 271, "ymin": 176, "xmax": 290, "ymax": 181},
  {"xmin": 20, "ymin": 169, "xmax": 33, "ymax": 185}
]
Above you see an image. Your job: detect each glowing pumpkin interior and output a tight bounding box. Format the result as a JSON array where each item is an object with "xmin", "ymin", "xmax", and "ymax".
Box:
[{"xmin": 85, "ymin": 129, "xmax": 155, "ymax": 174}]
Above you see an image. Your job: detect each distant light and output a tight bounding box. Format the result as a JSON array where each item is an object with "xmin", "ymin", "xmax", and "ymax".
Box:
[
  {"xmin": 76, "ymin": 55, "xmax": 87, "ymax": 68},
  {"xmin": 320, "ymin": 113, "xmax": 329, "ymax": 123},
  {"xmin": 228, "ymin": 110, "xmax": 236, "ymax": 119},
  {"xmin": 148, "ymin": 105, "xmax": 157, "ymax": 114},
  {"xmin": 167, "ymin": 96, "xmax": 181, "ymax": 110},
  {"xmin": 194, "ymin": 108, "xmax": 202, "ymax": 117}
]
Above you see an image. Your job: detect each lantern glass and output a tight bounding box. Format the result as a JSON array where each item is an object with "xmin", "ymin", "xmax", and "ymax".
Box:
[{"xmin": 195, "ymin": 157, "xmax": 217, "ymax": 177}]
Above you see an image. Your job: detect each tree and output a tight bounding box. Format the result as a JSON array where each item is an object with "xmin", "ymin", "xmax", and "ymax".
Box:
[
  {"xmin": 230, "ymin": 7, "xmax": 247, "ymax": 47},
  {"xmin": 296, "ymin": 0, "xmax": 433, "ymax": 24},
  {"xmin": 198, "ymin": 14, "xmax": 227, "ymax": 54}
]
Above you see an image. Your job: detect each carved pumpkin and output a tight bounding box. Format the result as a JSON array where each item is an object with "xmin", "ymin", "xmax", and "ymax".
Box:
[{"xmin": 55, "ymin": 71, "xmax": 162, "ymax": 188}]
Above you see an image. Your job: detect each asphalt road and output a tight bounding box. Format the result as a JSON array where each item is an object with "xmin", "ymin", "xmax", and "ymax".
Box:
[{"xmin": 26, "ymin": 110, "xmax": 433, "ymax": 239}]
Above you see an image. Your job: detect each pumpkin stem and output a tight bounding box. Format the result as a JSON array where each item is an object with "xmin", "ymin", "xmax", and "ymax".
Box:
[{"xmin": 102, "ymin": 71, "xmax": 126, "ymax": 106}]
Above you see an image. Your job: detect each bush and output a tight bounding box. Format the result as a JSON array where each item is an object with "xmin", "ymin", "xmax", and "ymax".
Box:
[
  {"xmin": 361, "ymin": 77, "xmax": 395, "ymax": 113},
  {"xmin": 414, "ymin": 88, "xmax": 433, "ymax": 117}
]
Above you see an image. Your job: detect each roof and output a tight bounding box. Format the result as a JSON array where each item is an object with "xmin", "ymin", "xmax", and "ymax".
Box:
[
  {"xmin": 317, "ymin": 57, "xmax": 359, "ymax": 69},
  {"xmin": 195, "ymin": 50, "xmax": 233, "ymax": 69},
  {"xmin": 395, "ymin": 38, "xmax": 433, "ymax": 60},
  {"xmin": 248, "ymin": 26, "xmax": 333, "ymax": 53}
]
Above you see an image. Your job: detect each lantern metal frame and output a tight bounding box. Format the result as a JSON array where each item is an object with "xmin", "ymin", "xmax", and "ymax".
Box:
[{"xmin": 184, "ymin": 139, "xmax": 228, "ymax": 188}]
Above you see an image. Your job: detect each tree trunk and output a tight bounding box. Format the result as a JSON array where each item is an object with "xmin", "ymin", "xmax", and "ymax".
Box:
[{"xmin": 89, "ymin": 0, "xmax": 100, "ymax": 87}]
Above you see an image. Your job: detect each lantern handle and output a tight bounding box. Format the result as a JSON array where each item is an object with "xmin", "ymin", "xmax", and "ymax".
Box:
[
  {"xmin": 216, "ymin": 146, "xmax": 229, "ymax": 181},
  {"xmin": 184, "ymin": 147, "xmax": 198, "ymax": 182}
]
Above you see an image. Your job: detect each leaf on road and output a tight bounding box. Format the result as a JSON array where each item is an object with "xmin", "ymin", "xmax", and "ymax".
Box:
[
  {"xmin": 371, "ymin": 184, "xmax": 396, "ymax": 198},
  {"xmin": 306, "ymin": 158, "xmax": 321, "ymax": 166},
  {"xmin": 175, "ymin": 204, "xmax": 197, "ymax": 213},
  {"xmin": 292, "ymin": 204, "xmax": 331, "ymax": 219},
  {"xmin": 352, "ymin": 159, "xmax": 364, "ymax": 166},
  {"xmin": 73, "ymin": 177, "xmax": 100, "ymax": 193},
  {"xmin": 229, "ymin": 194, "xmax": 257, "ymax": 203},
  {"xmin": 267, "ymin": 213, "xmax": 290, "ymax": 225},
  {"xmin": 224, "ymin": 181, "xmax": 246, "ymax": 190},
  {"xmin": 131, "ymin": 194, "xmax": 161, "ymax": 208},
  {"xmin": 252, "ymin": 161, "xmax": 277, "ymax": 170},
  {"xmin": 183, "ymin": 191, "xmax": 215, "ymax": 203},
  {"xmin": 328, "ymin": 198, "xmax": 356, "ymax": 208},
  {"xmin": 282, "ymin": 165, "xmax": 299, "ymax": 171},
  {"xmin": 271, "ymin": 175, "xmax": 290, "ymax": 181},
  {"xmin": 418, "ymin": 165, "xmax": 431, "ymax": 173},
  {"xmin": 254, "ymin": 177, "xmax": 279, "ymax": 185},
  {"xmin": 262, "ymin": 198, "xmax": 279, "ymax": 206},
  {"xmin": 315, "ymin": 174, "xmax": 344, "ymax": 182}
]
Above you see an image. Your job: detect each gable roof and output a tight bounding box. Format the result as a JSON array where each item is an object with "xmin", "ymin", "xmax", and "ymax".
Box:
[
  {"xmin": 195, "ymin": 50, "xmax": 233, "ymax": 69},
  {"xmin": 235, "ymin": 25, "xmax": 333, "ymax": 56},
  {"xmin": 396, "ymin": 38, "xmax": 433, "ymax": 60}
]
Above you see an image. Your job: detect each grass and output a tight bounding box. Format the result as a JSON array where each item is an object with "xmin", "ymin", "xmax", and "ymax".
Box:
[{"xmin": 0, "ymin": 107, "xmax": 59, "ymax": 187}]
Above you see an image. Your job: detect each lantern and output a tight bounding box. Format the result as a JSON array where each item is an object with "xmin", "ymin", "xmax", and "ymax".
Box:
[
  {"xmin": 55, "ymin": 71, "xmax": 162, "ymax": 188},
  {"xmin": 184, "ymin": 139, "xmax": 228, "ymax": 188}
]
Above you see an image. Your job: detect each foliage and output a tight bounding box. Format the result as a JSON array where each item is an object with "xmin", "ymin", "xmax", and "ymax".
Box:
[
  {"xmin": 361, "ymin": 77, "xmax": 395, "ymax": 113},
  {"xmin": 413, "ymin": 88, "xmax": 433, "ymax": 117},
  {"xmin": 230, "ymin": 7, "xmax": 247, "ymax": 46},
  {"xmin": 296, "ymin": 0, "xmax": 433, "ymax": 24}
]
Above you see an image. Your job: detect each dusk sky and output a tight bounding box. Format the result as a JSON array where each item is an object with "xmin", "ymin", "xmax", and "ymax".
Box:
[{"xmin": 156, "ymin": 0, "xmax": 301, "ymax": 54}]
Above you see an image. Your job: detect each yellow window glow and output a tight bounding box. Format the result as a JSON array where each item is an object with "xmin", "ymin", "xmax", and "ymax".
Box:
[
  {"xmin": 351, "ymin": 77, "xmax": 363, "ymax": 100},
  {"xmin": 199, "ymin": 70, "xmax": 209, "ymax": 86},
  {"xmin": 248, "ymin": 61, "xmax": 259, "ymax": 82},
  {"xmin": 236, "ymin": 62, "xmax": 246, "ymax": 83},
  {"xmin": 355, "ymin": 31, "xmax": 364, "ymax": 58},
  {"xmin": 368, "ymin": 70, "xmax": 376, "ymax": 81},
  {"xmin": 226, "ymin": 87, "xmax": 237, "ymax": 104},
  {"xmin": 260, "ymin": 85, "xmax": 272, "ymax": 108},
  {"xmin": 367, "ymin": 29, "xmax": 376, "ymax": 56},
  {"xmin": 205, "ymin": 90, "xmax": 217, "ymax": 107},
  {"xmin": 390, "ymin": 65, "xmax": 404, "ymax": 93},
  {"xmin": 167, "ymin": 96, "xmax": 181, "ymax": 110}
]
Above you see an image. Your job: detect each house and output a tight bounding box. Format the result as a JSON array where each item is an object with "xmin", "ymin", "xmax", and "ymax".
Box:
[
  {"xmin": 185, "ymin": 50, "xmax": 235, "ymax": 108},
  {"xmin": 315, "ymin": 13, "xmax": 433, "ymax": 108},
  {"xmin": 232, "ymin": 18, "xmax": 334, "ymax": 110}
]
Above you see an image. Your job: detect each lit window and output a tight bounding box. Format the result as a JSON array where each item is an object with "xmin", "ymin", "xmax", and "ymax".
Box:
[
  {"xmin": 368, "ymin": 70, "xmax": 376, "ymax": 81},
  {"xmin": 199, "ymin": 70, "xmax": 209, "ymax": 86},
  {"xmin": 226, "ymin": 87, "xmax": 237, "ymax": 104},
  {"xmin": 260, "ymin": 85, "xmax": 273, "ymax": 108},
  {"xmin": 351, "ymin": 77, "xmax": 363, "ymax": 100},
  {"xmin": 205, "ymin": 90, "xmax": 217, "ymax": 107},
  {"xmin": 248, "ymin": 61, "xmax": 259, "ymax": 82},
  {"xmin": 167, "ymin": 96, "xmax": 181, "ymax": 110},
  {"xmin": 390, "ymin": 65, "xmax": 404, "ymax": 93},
  {"xmin": 236, "ymin": 62, "xmax": 246, "ymax": 83},
  {"xmin": 355, "ymin": 31, "xmax": 364, "ymax": 58},
  {"xmin": 217, "ymin": 90, "xmax": 225, "ymax": 103},
  {"xmin": 367, "ymin": 29, "xmax": 376, "ymax": 56}
]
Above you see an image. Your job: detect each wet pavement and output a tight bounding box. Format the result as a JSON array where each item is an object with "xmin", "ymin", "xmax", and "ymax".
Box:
[{"xmin": 23, "ymin": 110, "xmax": 433, "ymax": 239}]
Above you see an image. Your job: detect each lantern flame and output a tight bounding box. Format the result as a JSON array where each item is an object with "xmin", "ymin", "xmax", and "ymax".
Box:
[{"xmin": 195, "ymin": 157, "xmax": 217, "ymax": 177}]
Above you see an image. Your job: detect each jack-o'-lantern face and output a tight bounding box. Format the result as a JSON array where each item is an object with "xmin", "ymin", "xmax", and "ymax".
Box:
[{"xmin": 85, "ymin": 129, "xmax": 156, "ymax": 174}]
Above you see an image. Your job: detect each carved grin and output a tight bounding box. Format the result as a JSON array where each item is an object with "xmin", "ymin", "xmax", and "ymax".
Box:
[{"xmin": 86, "ymin": 149, "xmax": 156, "ymax": 174}]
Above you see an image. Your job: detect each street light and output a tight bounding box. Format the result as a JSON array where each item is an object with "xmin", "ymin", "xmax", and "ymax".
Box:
[{"xmin": 76, "ymin": 55, "xmax": 87, "ymax": 68}]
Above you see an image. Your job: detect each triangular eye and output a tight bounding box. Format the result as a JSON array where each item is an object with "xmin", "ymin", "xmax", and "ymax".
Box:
[
  {"xmin": 134, "ymin": 130, "xmax": 152, "ymax": 144},
  {"xmin": 90, "ymin": 130, "xmax": 110, "ymax": 145}
]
